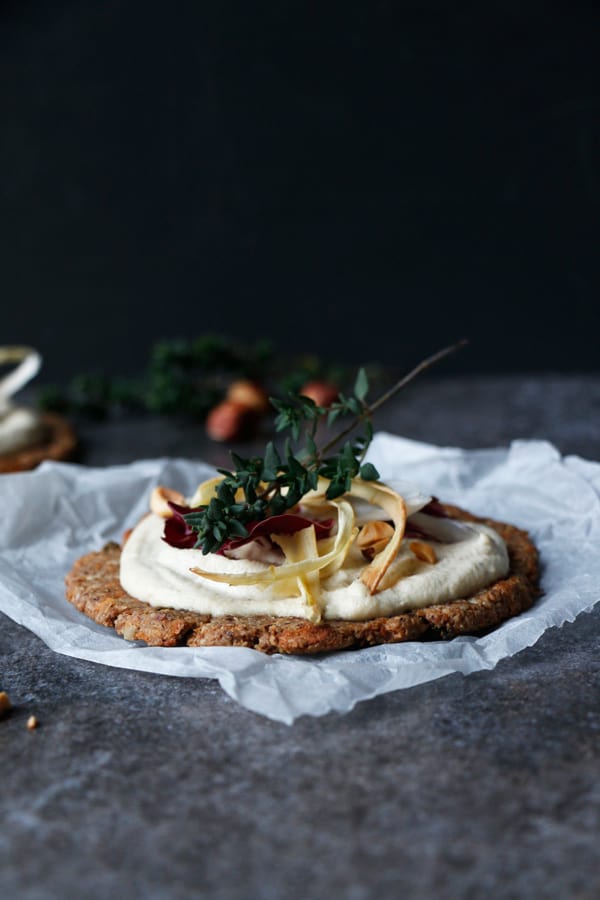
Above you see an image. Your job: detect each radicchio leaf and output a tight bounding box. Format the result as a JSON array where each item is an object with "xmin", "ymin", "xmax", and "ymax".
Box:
[
  {"xmin": 219, "ymin": 514, "xmax": 334, "ymax": 555},
  {"xmin": 404, "ymin": 522, "xmax": 432, "ymax": 541},
  {"xmin": 162, "ymin": 502, "xmax": 202, "ymax": 549},
  {"xmin": 162, "ymin": 504, "xmax": 334, "ymax": 554},
  {"xmin": 420, "ymin": 498, "xmax": 449, "ymax": 518}
]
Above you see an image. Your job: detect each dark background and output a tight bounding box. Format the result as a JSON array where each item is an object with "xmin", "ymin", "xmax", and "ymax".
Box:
[{"xmin": 1, "ymin": 0, "xmax": 599, "ymax": 383}]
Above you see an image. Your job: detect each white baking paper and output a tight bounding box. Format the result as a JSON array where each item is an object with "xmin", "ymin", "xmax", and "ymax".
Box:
[{"xmin": 0, "ymin": 435, "xmax": 599, "ymax": 724}]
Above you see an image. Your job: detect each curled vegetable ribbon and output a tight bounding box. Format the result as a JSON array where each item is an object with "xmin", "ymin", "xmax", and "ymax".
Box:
[{"xmin": 189, "ymin": 498, "xmax": 357, "ymax": 588}]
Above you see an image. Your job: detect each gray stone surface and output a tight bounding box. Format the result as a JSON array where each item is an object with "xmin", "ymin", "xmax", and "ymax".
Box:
[{"xmin": 2, "ymin": 374, "xmax": 600, "ymax": 899}]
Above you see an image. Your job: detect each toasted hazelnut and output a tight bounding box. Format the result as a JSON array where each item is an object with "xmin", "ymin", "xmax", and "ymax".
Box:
[
  {"xmin": 409, "ymin": 540, "xmax": 437, "ymax": 564},
  {"xmin": 206, "ymin": 400, "xmax": 259, "ymax": 442},
  {"xmin": 299, "ymin": 380, "xmax": 339, "ymax": 408},
  {"xmin": 0, "ymin": 691, "xmax": 11, "ymax": 718},
  {"xmin": 150, "ymin": 486, "xmax": 186, "ymax": 518},
  {"xmin": 357, "ymin": 521, "xmax": 395, "ymax": 560},
  {"xmin": 226, "ymin": 379, "xmax": 270, "ymax": 413}
]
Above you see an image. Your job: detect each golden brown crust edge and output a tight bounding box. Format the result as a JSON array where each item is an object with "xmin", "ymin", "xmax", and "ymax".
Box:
[{"xmin": 64, "ymin": 505, "xmax": 540, "ymax": 655}]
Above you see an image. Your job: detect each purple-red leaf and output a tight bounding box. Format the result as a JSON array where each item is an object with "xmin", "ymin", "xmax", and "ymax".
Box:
[
  {"xmin": 161, "ymin": 504, "xmax": 334, "ymax": 554},
  {"xmin": 162, "ymin": 502, "xmax": 202, "ymax": 549},
  {"xmin": 421, "ymin": 498, "xmax": 449, "ymax": 518},
  {"xmin": 219, "ymin": 514, "xmax": 333, "ymax": 554}
]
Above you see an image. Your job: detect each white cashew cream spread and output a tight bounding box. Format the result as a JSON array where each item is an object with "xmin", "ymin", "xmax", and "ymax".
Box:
[{"xmin": 120, "ymin": 511, "xmax": 510, "ymax": 622}]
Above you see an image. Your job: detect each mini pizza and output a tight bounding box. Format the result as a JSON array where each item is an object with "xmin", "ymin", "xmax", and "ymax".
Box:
[{"xmin": 65, "ymin": 477, "xmax": 539, "ymax": 655}]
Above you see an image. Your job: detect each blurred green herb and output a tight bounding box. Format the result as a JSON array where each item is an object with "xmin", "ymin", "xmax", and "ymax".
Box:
[{"xmin": 37, "ymin": 334, "xmax": 359, "ymax": 421}]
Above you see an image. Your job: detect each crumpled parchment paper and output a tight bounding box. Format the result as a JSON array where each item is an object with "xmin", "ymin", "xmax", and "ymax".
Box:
[{"xmin": 0, "ymin": 435, "xmax": 598, "ymax": 724}]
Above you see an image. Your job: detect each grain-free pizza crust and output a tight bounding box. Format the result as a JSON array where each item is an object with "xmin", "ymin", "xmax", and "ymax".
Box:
[{"xmin": 64, "ymin": 505, "xmax": 539, "ymax": 655}]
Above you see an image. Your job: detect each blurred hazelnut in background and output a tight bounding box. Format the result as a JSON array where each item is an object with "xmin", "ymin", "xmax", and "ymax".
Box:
[
  {"xmin": 299, "ymin": 381, "xmax": 339, "ymax": 408},
  {"xmin": 205, "ymin": 400, "xmax": 262, "ymax": 442}
]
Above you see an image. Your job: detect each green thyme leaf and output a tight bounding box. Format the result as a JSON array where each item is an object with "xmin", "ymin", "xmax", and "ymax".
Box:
[
  {"xmin": 354, "ymin": 367, "xmax": 369, "ymax": 402},
  {"xmin": 262, "ymin": 442, "xmax": 281, "ymax": 481},
  {"xmin": 359, "ymin": 462, "xmax": 379, "ymax": 481},
  {"xmin": 180, "ymin": 341, "xmax": 467, "ymax": 553}
]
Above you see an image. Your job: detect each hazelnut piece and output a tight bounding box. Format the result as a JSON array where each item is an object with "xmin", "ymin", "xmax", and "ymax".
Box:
[
  {"xmin": 299, "ymin": 381, "xmax": 339, "ymax": 408},
  {"xmin": 357, "ymin": 521, "xmax": 395, "ymax": 560},
  {"xmin": 150, "ymin": 486, "xmax": 187, "ymax": 518},
  {"xmin": 226, "ymin": 379, "xmax": 270, "ymax": 413},
  {"xmin": 409, "ymin": 540, "xmax": 437, "ymax": 564},
  {"xmin": 206, "ymin": 400, "xmax": 259, "ymax": 442}
]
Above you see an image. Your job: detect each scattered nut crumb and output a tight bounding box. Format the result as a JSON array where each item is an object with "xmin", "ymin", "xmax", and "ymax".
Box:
[
  {"xmin": 27, "ymin": 715, "xmax": 38, "ymax": 731},
  {"xmin": 0, "ymin": 691, "xmax": 11, "ymax": 717}
]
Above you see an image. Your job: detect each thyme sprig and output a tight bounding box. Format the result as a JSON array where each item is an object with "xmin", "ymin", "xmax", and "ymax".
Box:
[{"xmin": 184, "ymin": 340, "xmax": 467, "ymax": 554}]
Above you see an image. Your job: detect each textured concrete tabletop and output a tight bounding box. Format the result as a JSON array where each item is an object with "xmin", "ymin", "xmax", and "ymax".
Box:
[{"xmin": 2, "ymin": 374, "xmax": 600, "ymax": 900}]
